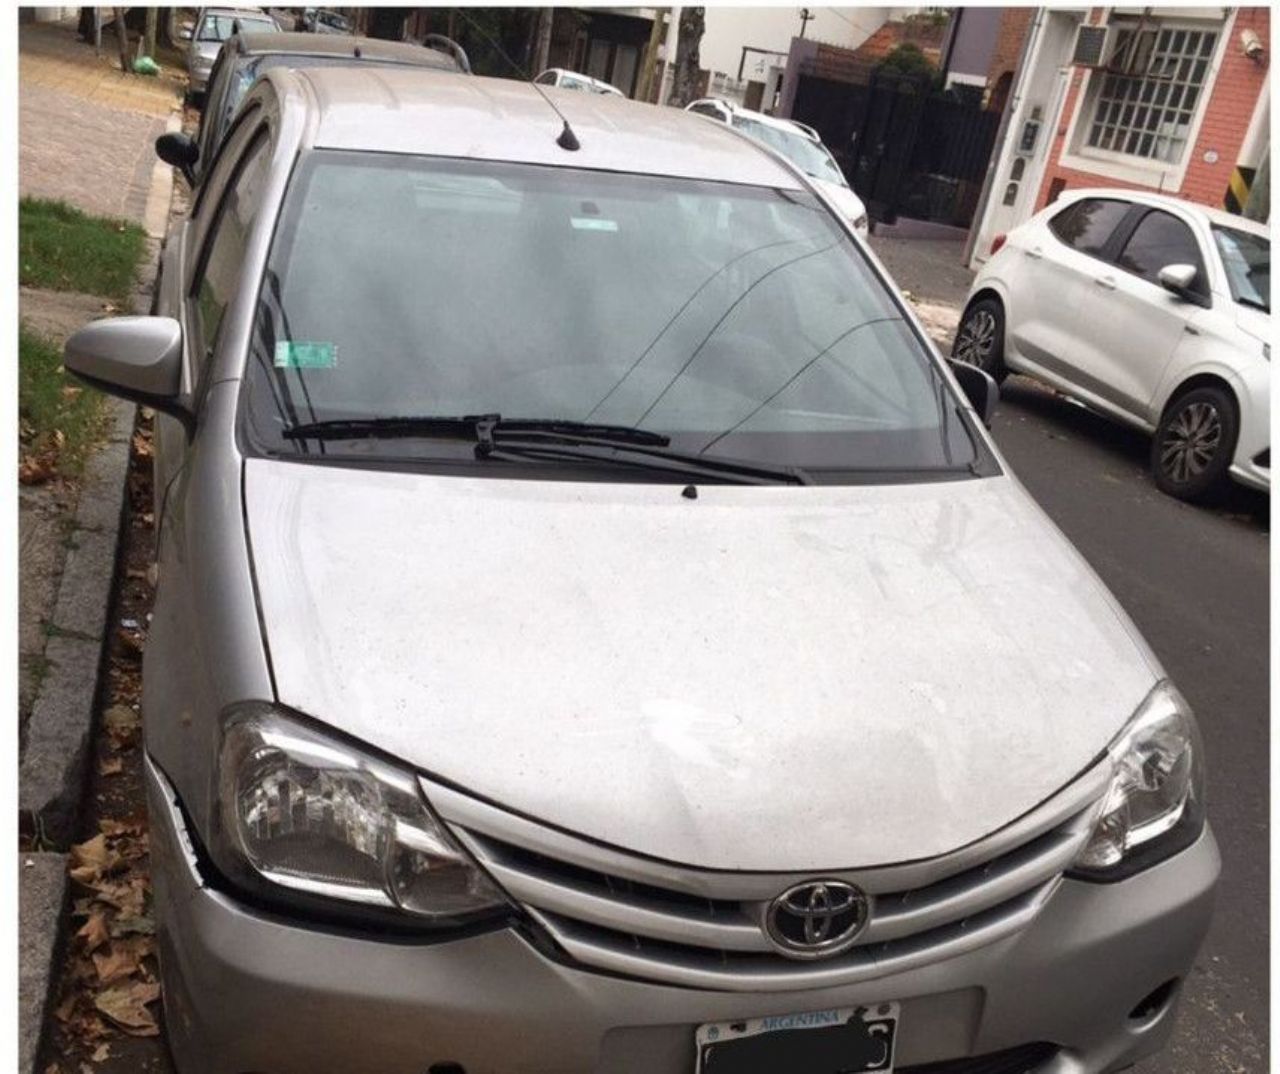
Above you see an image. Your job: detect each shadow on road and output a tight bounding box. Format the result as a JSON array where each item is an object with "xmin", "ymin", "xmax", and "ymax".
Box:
[{"xmin": 996, "ymin": 377, "xmax": 1269, "ymax": 533}]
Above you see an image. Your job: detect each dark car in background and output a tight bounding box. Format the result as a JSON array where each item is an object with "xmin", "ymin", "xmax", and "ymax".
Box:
[{"xmin": 187, "ymin": 31, "xmax": 468, "ymax": 187}]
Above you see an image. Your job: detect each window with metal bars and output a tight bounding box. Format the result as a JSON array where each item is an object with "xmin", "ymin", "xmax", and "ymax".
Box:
[{"xmin": 1084, "ymin": 26, "xmax": 1218, "ymax": 165}]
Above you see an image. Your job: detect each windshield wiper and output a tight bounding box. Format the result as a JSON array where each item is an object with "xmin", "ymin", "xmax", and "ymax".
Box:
[
  {"xmin": 282, "ymin": 413, "xmax": 810, "ymax": 485},
  {"xmin": 481, "ymin": 438, "xmax": 812, "ymax": 486},
  {"xmin": 282, "ymin": 414, "xmax": 670, "ymax": 447}
]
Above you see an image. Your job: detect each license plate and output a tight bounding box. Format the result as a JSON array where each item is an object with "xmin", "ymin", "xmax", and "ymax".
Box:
[{"xmin": 695, "ymin": 1003, "xmax": 899, "ymax": 1073}]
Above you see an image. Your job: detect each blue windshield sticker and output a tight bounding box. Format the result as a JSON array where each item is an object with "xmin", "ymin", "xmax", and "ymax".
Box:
[
  {"xmin": 274, "ymin": 341, "xmax": 336, "ymax": 369},
  {"xmin": 571, "ymin": 217, "xmax": 618, "ymax": 232}
]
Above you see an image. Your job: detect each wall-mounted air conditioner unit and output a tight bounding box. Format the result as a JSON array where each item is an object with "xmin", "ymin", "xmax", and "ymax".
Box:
[{"xmin": 1071, "ymin": 24, "xmax": 1112, "ymax": 67}]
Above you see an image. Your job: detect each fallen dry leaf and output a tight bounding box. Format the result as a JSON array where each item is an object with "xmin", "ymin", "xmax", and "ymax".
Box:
[
  {"xmin": 98, "ymin": 757, "xmax": 123, "ymax": 776},
  {"xmin": 54, "ymin": 991, "xmax": 78, "ymax": 1023},
  {"xmin": 76, "ymin": 912, "xmax": 110, "ymax": 954},
  {"xmin": 69, "ymin": 835, "xmax": 120, "ymax": 885},
  {"xmin": 110, "ymin": 913, "xmax": 155, "ymax": 938},
  {"xmin": 19, "ymin": 453, "xmax": 56, "ymax": 485},
  {"xmin": 92, "ymin": 944, "xmax": 140, "ymax": 985},
  {"xmin": 91, "ymin": 1043, "xmax": 111, "ymax": 1062},
  {"xmin": 102, "ymin": 705, "xmax": 139, "ymax": 733},
  {"xmin": 94, "ymin": 979, "xmax": 161, "ymax": 1035}
]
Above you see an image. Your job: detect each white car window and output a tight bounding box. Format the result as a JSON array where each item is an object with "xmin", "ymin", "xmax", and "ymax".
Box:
[
  {"xmin": 1115, "ymin": 211, "xmax": 1207, "ymax": 295},
  {"xmin": 1047, "ymin": 198, "xmax": 1130, "ymax": 258}
]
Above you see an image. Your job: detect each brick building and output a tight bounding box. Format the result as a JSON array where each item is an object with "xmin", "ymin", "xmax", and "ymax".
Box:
[{"xmin": 968, "ymin": 6, "xmax": 1271, "ymax": 268}]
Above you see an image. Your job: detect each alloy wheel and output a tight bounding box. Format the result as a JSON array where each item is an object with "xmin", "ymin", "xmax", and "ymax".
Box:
[
  {"xmin": 1158, "ymin": 401, "xmax": 1222, "ymax": 485},
  {"xmin": 954, "ymin": 308, "xmax": 996, "ymax": 368}
]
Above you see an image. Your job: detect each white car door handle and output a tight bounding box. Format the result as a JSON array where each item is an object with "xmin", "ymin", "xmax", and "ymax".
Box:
[
  {"xmin": 1026, "ymin": 246, "xmax": 1043, "ymax": 260},
  {"xmin": 1094, "ymin": 275, "xmax": 1116, "ymax": 290}
]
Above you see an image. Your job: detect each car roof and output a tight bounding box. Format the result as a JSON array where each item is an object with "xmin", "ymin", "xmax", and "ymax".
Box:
[
  {"xmin": 689, "ymin": 98, "xmax": 816, "ymax": 139},
  {"xmin": 1053, "ymin": 187, "xmax": 1270, "ymax": 238},
  {"xmin": 234, "ymin": 31, "xmax": 458, "ymax": 71},
  {"xmin": 277, "ymin": 66, "xmax": 805, "ymax": 188}
]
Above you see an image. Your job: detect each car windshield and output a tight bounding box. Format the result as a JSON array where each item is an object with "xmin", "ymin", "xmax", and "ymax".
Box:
[
  {"xmin": 242, "ymin": 152, "xmax": 978, "ymax": 481},
  {"xmin": 1212, "ymin": 226, "xmax": 1270, "ymax": 312},
  {"xmin": 318, "ymin": 11, "xmax": 350, "ymax": 30},
  {"xmin": 198, "ymin": 13, "xmax": 275, "ymax": 41},
  {"xmin": 733, "ymin": 117, "xmax": 847, "ymax": 186}
]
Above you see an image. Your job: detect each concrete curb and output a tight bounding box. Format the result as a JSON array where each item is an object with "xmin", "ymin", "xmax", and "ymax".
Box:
[
  {"xmin": 19, "ymin": 853, "xmax": 70, "ymax": 1074},
  {"xmin": 17, "ymin": 116, "xmax": 176, "ymax": 1074}
]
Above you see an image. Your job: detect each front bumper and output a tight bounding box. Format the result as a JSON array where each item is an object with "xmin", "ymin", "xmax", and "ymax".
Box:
[
  {"xmin": 187, "ymin": 56, "xmax": 213, "ymax": 92},
  {"xmin": 1230, "ymin": 360, "xmax": 1270, "ymax": 492},
  {"xmin": 147, "ymin": 757, "xmax": 1218, "ymax": 1074}
]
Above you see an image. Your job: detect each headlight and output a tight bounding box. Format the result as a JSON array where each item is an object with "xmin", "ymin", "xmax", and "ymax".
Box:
[
  {"xmin": 214, "ymin": 705, "xmax": 508, "ymax": 927},
  {"xmin": 1072, "ymin": 681, "xmax": 1205, "ymax": 879}
]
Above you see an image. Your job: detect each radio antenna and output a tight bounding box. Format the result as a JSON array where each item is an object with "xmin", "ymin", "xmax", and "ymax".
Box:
[{"xmin": 452, "ymin": 9, "xmax": 581, "ymax": 152}]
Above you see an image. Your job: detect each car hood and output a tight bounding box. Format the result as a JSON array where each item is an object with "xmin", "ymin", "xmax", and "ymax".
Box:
[
  {"xmin": 812, "ymin": 178, "xmax": 866, "ymax": 225},
  {"xmin": 244, "ymin": 461, "xmax": 1158, "ymax": 870}
]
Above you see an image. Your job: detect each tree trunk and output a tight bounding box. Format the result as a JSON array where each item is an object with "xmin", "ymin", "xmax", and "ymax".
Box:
[
  {"xmin": 144, "ymin": 7, "xmax": 157, "ymax": 57},
  {"xmin": 112, "ymin": 7, "xmax": 130, "ymax": 73},
  {"xmin": 670, "ymin": 6, "xmax": 704, "ymax": 108},
  {"xmin": 532, "ymin": 8, "xmax": 553, "ymax": 75},
  {"xmin": 636, "ymin": 8, "xmax": 667, "ymax": 103}
]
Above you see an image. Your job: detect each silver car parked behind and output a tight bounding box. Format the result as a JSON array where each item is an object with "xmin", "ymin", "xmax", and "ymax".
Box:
[
  {"xmin": 66, "ymin": 67, "xmax": 1217, "ymax": 1074},
  {"xmin": 182, "ymin": 5, "xmax": 278, "ymax": 96}
]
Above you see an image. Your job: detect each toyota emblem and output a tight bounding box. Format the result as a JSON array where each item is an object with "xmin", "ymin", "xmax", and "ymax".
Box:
[{"xmin": 764, "ymin": 880, "xmax": 870, "ymax": 960}]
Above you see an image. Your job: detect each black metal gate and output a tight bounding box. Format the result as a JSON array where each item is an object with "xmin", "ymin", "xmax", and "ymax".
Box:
[{"xmin": 792, "ymin": 69, "xmax": 1000, "ymax": 229}]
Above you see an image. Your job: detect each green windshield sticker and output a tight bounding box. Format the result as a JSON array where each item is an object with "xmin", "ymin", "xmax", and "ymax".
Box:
[{"xmin": 274, "ymin": 341, "xmax": 336, "ymax": 369}]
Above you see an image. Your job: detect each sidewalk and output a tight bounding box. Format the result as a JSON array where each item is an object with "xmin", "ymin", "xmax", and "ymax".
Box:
[
  {"xmin": 868, "ymin": 233, "xmax": 975, "ymax": 351},
  {"xmin": 19, "ymin": 18, "xmax": 178, "ymax": 221},
  {"xmin": 17, "ymin": 17, "xmax": 181, "ymax": 1073}
]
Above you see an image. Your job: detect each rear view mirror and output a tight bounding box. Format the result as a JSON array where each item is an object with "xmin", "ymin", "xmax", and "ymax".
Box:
[
  {"xmin": 156, "ymin": 132, "xmax": 199, "ymax": 187},
  {"xmin": 1158, "ymin": 263, "xmax": 1198, "ymax": 298},
  {"xmin": 948, "ymin": 360, "xmax": 999, "ymax": 427},
  {"xmin": 64, "ymin": 317, "xmax": 194, "ymax": 435}
]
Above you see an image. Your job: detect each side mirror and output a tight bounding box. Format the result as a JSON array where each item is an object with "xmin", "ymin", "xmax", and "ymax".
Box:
[
  {"xmin": 155, "ymin": 132, "xmax": 199, "ymax": 187},
  {"xmin": 1158, "ymin": 263, "xmax": 1199, "ymax": 300},
  {"xmin": 64, "ymin": 317, "xmax": 194, "ymax": 436},
  {"xmin": 948, "ymin": 359, "xmax": 999, "ymax": 427}
]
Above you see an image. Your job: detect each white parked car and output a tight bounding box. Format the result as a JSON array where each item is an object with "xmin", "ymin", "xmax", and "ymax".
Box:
[
  {"xmin": 686, "ymin": 98, "xmax": 868, "ymax": 236},
  {"xmin": 957, "ymin": 189, "xmax": 1270, "ymax": 501},
  {"xmin": 534, "ymin": 67, "xmax": 624, "ymax": 96}
]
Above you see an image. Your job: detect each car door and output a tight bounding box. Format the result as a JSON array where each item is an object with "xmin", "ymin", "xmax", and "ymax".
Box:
[
  {"xmin": 1072, "ymin": 207, "xmax": 1210, "ymax": 422},
  {"xmin": 1005, "ymin": 197, "xmax": 1132, "ymax": 383},
  {"xmin": 154, "ymin": 113, "xmax": 272, "ymax": 537}
]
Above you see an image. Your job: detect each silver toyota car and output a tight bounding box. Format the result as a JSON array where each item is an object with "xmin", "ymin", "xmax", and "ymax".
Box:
[{"xmin": 66, "ymin": 67, "xmax": 1218, "ymax": 1074}]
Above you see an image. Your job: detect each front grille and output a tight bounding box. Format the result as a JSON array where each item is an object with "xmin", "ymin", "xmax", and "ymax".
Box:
[
  {"xmin": 902, "ymin": 1042, "xmax": 1059, "ymax": 1073},
  {"xmin": 428, "ymin": 769, "xmax": 1105, "ymax": 993}
]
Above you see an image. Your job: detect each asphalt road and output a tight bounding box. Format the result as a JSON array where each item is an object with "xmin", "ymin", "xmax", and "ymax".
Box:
[{"xmin": 990, "ymin": 375, "xmax": 1270, "ymax": 1073}]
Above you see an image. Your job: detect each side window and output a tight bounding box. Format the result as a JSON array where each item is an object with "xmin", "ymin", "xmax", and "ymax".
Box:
[
  {"xmin": 692, "ymin": 103, "xmax": 726, "ymax": 121},
  {"xmin": 194, "ymin": 52, "xmax": 225, "ymax": 169},
  {"xmin": 1048, "ymin": 198, "xmax": 1130, "ymax": 257},
  {"xmin": 189, "ymin": 133, "xmax": 271, "ymax": 374},
  {"xmin": 1116, "ymin": 210, "xmax": 1207, "ymax": 293}
]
